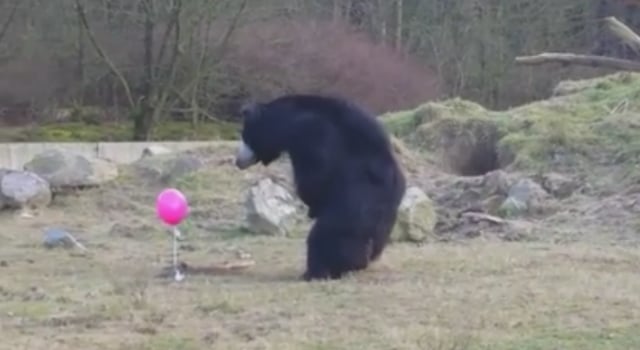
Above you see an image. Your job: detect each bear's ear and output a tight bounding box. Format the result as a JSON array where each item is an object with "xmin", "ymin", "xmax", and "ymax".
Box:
[{"xmin": 240, "ymin": 101, "xmax": 261, "ymax": 121}]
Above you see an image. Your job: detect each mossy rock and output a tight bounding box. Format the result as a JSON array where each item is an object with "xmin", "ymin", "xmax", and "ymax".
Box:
[
  {"xmin": 382, "ymin": 98, "xmax": 489, "ymax": 139},
  {"xmin": 391, "ymin": 186, "xmax": 438, "ymax": 243}
]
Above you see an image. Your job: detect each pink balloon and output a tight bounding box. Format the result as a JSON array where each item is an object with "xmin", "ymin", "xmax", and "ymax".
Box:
[{"xmin": 156, "ymin": 188, "xmax": 189, "ymax": 226}]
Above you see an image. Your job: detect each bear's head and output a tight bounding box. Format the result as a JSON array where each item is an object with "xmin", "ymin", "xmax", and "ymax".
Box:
[{"xmin": 234, "ymin": 100, "xmax": 290, "ymax": 169}]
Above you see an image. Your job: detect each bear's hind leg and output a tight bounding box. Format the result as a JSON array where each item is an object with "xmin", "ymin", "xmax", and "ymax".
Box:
[
  {"xmin": 302, "ymin": 223, "xmax": 333, "ymax": 281},
  {"xmin": 328, "ymin": 236, "xmax": 373, "ymax": 279}
]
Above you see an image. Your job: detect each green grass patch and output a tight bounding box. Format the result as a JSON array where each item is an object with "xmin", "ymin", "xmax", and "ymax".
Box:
[{"xmin": 0, "ymin": 120, "xmax": 240, "ymax": 142}]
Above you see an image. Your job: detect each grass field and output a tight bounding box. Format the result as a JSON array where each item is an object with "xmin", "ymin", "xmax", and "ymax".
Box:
[
  {"xmin": 1, "ymin": 149, "xmax": 640, "ymax": 350},
  {"xmin": 2, "ymin": 214, "xmax": 640, "ymax": 350}
]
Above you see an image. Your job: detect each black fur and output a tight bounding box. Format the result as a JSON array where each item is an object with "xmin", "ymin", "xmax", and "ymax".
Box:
[{"xmin": 237, "ymin": 94, "xmax": 406, "ymax": 280}]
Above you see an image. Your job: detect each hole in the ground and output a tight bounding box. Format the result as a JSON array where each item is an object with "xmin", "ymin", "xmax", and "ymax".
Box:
[
  {"xmin": 439, "ymin": 126, "xmax": 503, "ymax": 176},
  {"xmin": 448, "ymin": 142, "xmax": 500, "ymax": 176}
]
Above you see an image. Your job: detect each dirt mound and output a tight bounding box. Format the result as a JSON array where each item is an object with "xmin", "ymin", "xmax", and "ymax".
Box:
[
  {"xmin": 382, "ymin": 72, "xmax": 640, "ymax": 245},
  {"xmin": 383, "ymin": 72, "xmax": 640, "ymax": 177}
]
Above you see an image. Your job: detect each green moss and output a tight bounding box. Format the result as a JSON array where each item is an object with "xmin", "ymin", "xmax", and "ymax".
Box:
[
  {"xmin": 382, "ymin": 98, "xmax": 490, "ymax": 139},
  {"xmin": 383, "ymin": 72, "xmax": 640, "ymax": 172},
  {"xmin": 0, "ymin": 120, "xmax": 240, "ymax": 142}
]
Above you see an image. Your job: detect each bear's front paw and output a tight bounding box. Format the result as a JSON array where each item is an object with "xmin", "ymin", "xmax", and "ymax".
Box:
[
  {"xmin": 301, "ymin": 271, "xmax": 312, "ymax": 281},
  {"xmin": 301, "ymin": 269, "xmax": 330, "ymax": 281}
]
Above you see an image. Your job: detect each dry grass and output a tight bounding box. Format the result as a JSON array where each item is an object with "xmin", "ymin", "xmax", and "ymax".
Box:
[{"xmin": 2, "ymin": 205, "xmax": 640, "ymax": 350}]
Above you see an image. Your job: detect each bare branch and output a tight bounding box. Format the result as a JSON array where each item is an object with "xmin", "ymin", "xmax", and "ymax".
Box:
[
  {"xmin": 75, "ymin": 0, "xmax": 135, "ymax": 107},
  {"xmin": 150, "ymin": 0, "xmax": 183, "ymax": 125},
  {"xmin": 155, "ymin": 0, "xmax": 182, "ymax": 79},
  {"xmin": 216, "ymin": 0, "xmax": 248, "ymax": 55},
  {"xmin": 0, "ymin": 0, "xmax": 19, "ymax": 46},
  {"xmin": 187, "ymin": 0, "xmax": 248, "ymax": 124},
  {"xmin": 603, "ymin": 16, "xmax": 640, "ymax": 55},
  {"xmin": 515, "ymin": 52, "xmax": 640, "ymax": 72}
]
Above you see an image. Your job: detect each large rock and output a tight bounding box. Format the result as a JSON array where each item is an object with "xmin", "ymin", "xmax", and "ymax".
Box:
[
  {"xmin": 391, "ymin": 186, "xmax": 438, "ymax": 242},
  {"xmin": 482, "ymin": 170, "xmax": 516, "ymax": 197},
  {"xmin": 0, "ymin": 169, "xmax": 52, "ymax": 213},
  {"xmin": 539, "ymin": 172, "xmax": 580, "ymax": 199},
  {"xmin": 23, "ymin": 149, "xmax": 118, "ymax": 190},
  {"xmin": 244, "ymin": 178, "xmax": 299, "ymax": 236},
  {"xmin": 132, "ymin": 152, "xmax": 203, "ymax": 185},
  {"xmin": 498, "ymin": 178, "xmax": 550, "ymax": 217}
]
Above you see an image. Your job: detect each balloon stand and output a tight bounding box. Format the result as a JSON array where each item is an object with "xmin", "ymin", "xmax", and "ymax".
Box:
[
  {"xmin": 156, "ymin": 188, "xmax": 190, "ymax": 283},
  {"xmin": 172, "ymin": 226, "xmax": 185, "ymax": 282}
]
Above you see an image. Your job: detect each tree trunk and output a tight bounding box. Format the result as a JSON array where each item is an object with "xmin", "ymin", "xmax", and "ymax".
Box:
[
  {"xmin": 133, "ymin": 0, "xmax": 156, "ymax": 141},
  {"xmin": 75, "ymin": 3, "xmax": 85, "ymax": 103},
  {"xmin": 394, "ymin": 0, "xmax": 402, "ymax": 50}
]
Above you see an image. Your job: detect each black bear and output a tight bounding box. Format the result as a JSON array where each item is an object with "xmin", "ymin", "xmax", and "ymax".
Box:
[{"xmin": 234, "ymin": 94, "xmax": 406, "ymax": 281}]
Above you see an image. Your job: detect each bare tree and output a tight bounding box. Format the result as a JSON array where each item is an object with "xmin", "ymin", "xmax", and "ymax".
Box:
[{"xmin": 0, "ymin": 0, "xmax": 19, "ymax": 46}]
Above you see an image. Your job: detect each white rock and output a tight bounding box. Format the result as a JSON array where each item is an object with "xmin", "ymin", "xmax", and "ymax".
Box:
[
  {"xmin": 245, "ymin": 178, "xmax": 298, "ymax": 236},
  {"xmin": 0, "ymin": 169, "xmax": 52, "ymax": 214}
]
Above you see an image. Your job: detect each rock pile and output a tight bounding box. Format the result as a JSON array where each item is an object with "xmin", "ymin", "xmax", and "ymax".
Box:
[{"xmin": 0, "ymin": 148, "xmax": 120, "ymax": 216}]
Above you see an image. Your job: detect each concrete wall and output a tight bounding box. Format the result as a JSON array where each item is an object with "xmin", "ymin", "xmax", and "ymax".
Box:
[{"xmin": 0, "ymin": 141, "xmax": 237, "ymax": 170}]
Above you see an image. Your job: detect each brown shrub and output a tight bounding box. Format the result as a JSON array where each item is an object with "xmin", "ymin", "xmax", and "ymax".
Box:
[
  {"xmin": 224, "ymin": 18, "xmax": 442, "ymax": 115},
  {"xmin": 0, "ymin": 14, "xmax": 441, "ymax": 125}
]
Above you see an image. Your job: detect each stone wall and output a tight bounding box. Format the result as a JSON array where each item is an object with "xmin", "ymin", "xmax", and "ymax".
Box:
[{"xmin": 0, "ymin": 141, "xmax": 235, "ymax": 169}]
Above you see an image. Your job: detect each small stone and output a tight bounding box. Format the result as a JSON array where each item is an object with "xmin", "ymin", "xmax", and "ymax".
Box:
[
  {"xmin": 43, "ymin": 228, "xmax": 75, "ymax": 249},
  {"xmin": 510, "ymin": 178, "xmax": 548, "ymax": 203},
  {"xmin": 498, "ymin": 178, "xmax": 550, "ymax": 217},
  {"xmin": 482, "ymin": 170, "xmax": 514, "ymax": 196},
  {"xmin": 540, "ymin": 172, "xmax": 579, "ymax": 199},
  {"xmin": 140, "ymin": 145, "xmax": 172, "ymax": 159}
]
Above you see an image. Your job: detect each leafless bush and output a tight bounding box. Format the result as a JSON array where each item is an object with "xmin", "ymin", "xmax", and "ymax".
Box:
[
  {"xmin": 0, "ymin": 12, "xmax": 441, "ymax": 125},
  {"xmin": 224, "ymin": 18, "xmax": 442, "ymax": 115}
]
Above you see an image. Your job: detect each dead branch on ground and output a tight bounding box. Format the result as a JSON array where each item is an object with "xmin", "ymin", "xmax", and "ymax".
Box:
[
  {"xmin": 515, "ymin": 16, "xmax": 640, "ymax": 72},
  {"xmin": 515, "ymin": 53, "xmax": 640, "ymax": 71}
]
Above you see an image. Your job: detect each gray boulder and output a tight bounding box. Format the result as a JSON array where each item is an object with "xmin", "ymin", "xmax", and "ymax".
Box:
[
  {"xmin": 499, "ymin": 178, "xmax": 550, "ymax": 217},
  {"xmin": 23, "ymin": 149, "xmax": 118, "ymax": 190},
  {"xmin": 0, "ymin": 169, "xmax": 52, "ymax": 215},
  {"xmin": 244, "ymin": 178, "xmax": 299, "ymax": 236},
  {"xmin": 132, "ymin": 152, "xmax": 203, "ymax": 185}
]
